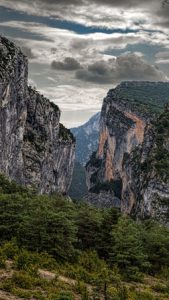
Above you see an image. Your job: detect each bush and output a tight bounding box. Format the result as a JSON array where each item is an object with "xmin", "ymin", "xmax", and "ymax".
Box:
[
  {"xmin": 12, "ymin": 288, "xmax": 33, "ymax": 299},
  {"xmin": 49, "ymin": 292, "xmax": 74, "ymax": 300},
  {"xmin": 152, "ymin": 283, "xmax": 169, "ymax": 293},
  {"xmin": 76, "ymin": 281, "xmax": 89, "ymax": 300},
  {"xmin": 1, "ymin": 240, "xmax": 19, "ymax": 259},
  {"xmin": 14, "ymin": 250, "xmax": 36, "ymax": 273},
  {"xmin": 0, "ymin": 249, "xmax": 6, "ymax": 268},
  {"xmin": 133, "ymin": 290, "xmax": 155, "ymax": 300},
  {"xmin": 11, "ymin": 271, "xmax": 35, "ymax": 289}
]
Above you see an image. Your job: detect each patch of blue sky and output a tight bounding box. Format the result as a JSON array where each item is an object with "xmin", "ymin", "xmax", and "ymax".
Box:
[
  {"xmin": 103, "ymin": 43, "xmax": 167, "ymax": 64},
  {"xmin": 0, "ymin": 6, "xmax": 139, "ymax": 35},
  {"xmin": 0, "ymin": 25, "xmax": 52, "ymax": 41}
]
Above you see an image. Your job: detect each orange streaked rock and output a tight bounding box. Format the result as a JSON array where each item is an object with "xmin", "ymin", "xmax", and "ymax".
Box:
[
  {"xmin": 125, "ymin": 112, "xmax": 145, "ymax": 144},
  {"xmin": 105, "ymin": 148, "xmax": 114, "ymax": 181},
  {"xmin": 98, "ymin": 127, "xmax": 108, "ymax": 157}
]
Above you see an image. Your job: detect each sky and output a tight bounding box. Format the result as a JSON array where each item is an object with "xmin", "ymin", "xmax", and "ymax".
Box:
[{"xmin": 0, "ymin": 0, "xmax": 169, "ymax": 127}]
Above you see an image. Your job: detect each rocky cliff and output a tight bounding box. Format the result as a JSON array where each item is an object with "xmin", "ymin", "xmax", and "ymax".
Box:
[
  {"xmin": 123, "ymin": 104, "xmax": 169, "ymax": 224},
  {"xmin": 0, "ymin": 36, "xmax": 75, "ymax": 194},
  {"xmin": 86, "ymin": 82, "xmax": 169, "ymax": 219}
]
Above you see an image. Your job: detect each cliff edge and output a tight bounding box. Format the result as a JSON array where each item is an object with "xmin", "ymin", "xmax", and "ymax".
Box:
[{"xmin": 0, "ymin": 36, "xmax": 75, "ymax": 194}]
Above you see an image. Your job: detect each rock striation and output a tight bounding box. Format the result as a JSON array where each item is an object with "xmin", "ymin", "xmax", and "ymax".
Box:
[
  {"xmin": 86, "ymin": 86, "xmax": 147, "ymax": 208},
  {"xmin": 123, "ymin": 105, "xmax": 169, "ymax": 224},
  {"xmin": 86, "ymin": 82, "xmax": 169, "ymax": 223},
  {"xmin": 0, "ymin": 36, "xmax": 75, "ymax": 194}
]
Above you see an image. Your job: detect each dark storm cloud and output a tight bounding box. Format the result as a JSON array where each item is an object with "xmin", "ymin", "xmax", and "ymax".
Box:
[
  {"xmin": 76, "ymin": 54, "xmax": 167, "ymax": 84},
  {"xmin": 162, "ymin": 0, "xmax": 169, "ymax": 7},
  {"xmin": 51, "ymin": 57, "xmax": 82, "ymax": 71},
  {"xmin": 76, "ymin": 61, "xmax": 113, "ymax": 84}
]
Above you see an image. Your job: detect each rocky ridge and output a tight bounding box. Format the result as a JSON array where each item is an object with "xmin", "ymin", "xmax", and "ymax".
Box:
[
  {"xmin": 86, "ymin": 82, "xmax": 169, "ymax": 222},
  {"xmin": 0, "ymin": 36, "xmax": 75, "ymax": 194}
]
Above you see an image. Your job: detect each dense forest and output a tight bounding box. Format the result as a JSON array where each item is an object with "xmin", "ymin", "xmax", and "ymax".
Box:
[{"xmin": 0, "ymin": 174, "xmax": 169, "ymax": 299}]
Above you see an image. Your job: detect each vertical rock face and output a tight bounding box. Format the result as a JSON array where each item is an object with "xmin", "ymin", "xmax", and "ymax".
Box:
[
  {"xmin": 124, "ymin": 107, "xmax": 169, "ymax": 224},
  {"xmin": 86, "ymin": 82, "xmax": 169, "ymax": 222},
  {"xmin": 0, "ymin": 36, "xmax": 75, "ymax": 194},
  {"xmin": 0, "ymin": 36, "xmax": 28, "ymax": 183},
  {"xmin": 86, "ymin": 88, "xmax": 146, "ymax": 208}
]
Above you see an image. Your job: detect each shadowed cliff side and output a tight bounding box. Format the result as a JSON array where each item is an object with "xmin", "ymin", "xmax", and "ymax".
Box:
[{"xmin": 123, "ymin": 104, "xmax": 169, "ymax": 225}]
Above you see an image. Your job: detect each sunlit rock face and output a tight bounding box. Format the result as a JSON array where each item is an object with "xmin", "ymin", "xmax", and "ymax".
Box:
[
  {"xmin": 86, "ymin": 87, "xmax": 146, "ymax": 210},
  {"xmin": 0, "ymin": 36, "xmax": 75, "ymax": 194},
  {"xmin": 86, "ymin": 82, "xmax": 169, "ymax": 223}
]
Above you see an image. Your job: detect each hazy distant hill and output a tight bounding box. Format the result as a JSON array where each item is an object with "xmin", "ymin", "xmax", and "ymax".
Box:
[
  {"xmin": 71, "ymin": 112, "xmax": 100, "ymax": 165},
  {"xmin": 69, "ymin": 113, "xmax": 100, "ymax": 199}
]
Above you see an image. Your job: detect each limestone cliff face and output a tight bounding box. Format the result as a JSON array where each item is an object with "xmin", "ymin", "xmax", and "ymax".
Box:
[
  {"xmin": 124, "ymin": 106, "xmax": 169, "ymax": 224},
  {"xmin": 86, "ymin": 88, "xmax": 146, "ymax": 208},
  {"xmin": 0, "ymin": 36, "xmax": 75, "ymax": 194},
  {"xmin": 86, "ymin": 83, "xmax": 169, "ymax": 222}
]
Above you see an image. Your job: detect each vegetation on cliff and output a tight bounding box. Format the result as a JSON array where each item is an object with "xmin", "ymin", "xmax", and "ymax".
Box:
[
  {"xmin": 59, "ymin": 124, "xmax": 76, "ymax": 143},
  {"xmin": 151, "ymin": 109, "xmax": 169, "ymax": 182},
  {"xmin": 115, "ymin": 81, "xmax": 169, "ymax": 116},
  {"xmin": 0, "ymin": 36, "xmax": 21, "ymax": 80},
  {"xmin": 0, "ymin": 174, "xmax": 169, "ymax": 299},
  {"xmin": 137, "ymin": 107, "xmax": 169, "ymax": 185}
]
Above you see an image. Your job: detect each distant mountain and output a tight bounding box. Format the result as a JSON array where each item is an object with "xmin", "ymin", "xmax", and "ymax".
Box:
[
  {"xmin": 69, "ymin": 113, "xmax": 100, "ymax": 199},
  {"xmin": 71, "ymin": 112, "xmax": 100, "ymax": 165}
]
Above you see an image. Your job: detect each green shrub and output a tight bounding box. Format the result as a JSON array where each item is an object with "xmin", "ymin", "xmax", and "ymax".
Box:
[
  {"xmin": 0, "ymin": 279, "xmax": 14, "ymax": 292},
  {"xmin": 152, "ymin": 283, "xmax": 168, "ymax": 293},
  {"xmin": 14, "ymin": 249, "xmax": 36, "ymax": 272},
  {"xmin": 0, "ymin": 249, "xmax": 6, "ymax": 268},
  {"xmin": 11, "ymin": 271, "xmax": 35, "ymax": 289},
  {"xmin": 49, "ymin": 292, "xmax": 74, "ymax": 300},
  {"xmin": 76, "ymin": 281, "xmax": 89, "ymax": 300},
  {"xmin": 159, "ymin": 267, "xmax": 169, "ymax": 280},
  {"xmin": 133, "ymin": 290, "xmax": 155, "ymax": 300},
  {"xmin": 12, "ymin": 288, "xmax": 33, "ymax": 299},
  {"xmin": 2, "ymin": 240, "xmax": 19, "ymax": 259}
]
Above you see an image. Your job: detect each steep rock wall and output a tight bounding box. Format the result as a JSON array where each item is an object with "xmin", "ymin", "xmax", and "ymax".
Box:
[
  {"xmin": 86, "ymin": 88, "xmax": 146, "ymax": 208},
  {"xmin": 124, "ymin": 107, "xmax": 169, "ymax": 224},
  {"xmin": 0, "ymin": 36, "xmax": 75, "ymax": 194},
  {"xmin": 86, "ymin": 83, "xmax": 169, "ymax": 223}
]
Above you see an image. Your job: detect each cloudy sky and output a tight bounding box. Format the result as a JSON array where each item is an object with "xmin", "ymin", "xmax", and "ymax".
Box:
[{"xmin": 0, "ymin": 0, "xmax": 169, "ymax": 127}]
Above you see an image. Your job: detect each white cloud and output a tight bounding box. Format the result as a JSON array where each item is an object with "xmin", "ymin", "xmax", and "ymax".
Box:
[
  {"xmin": 155, "ymin": 50, "xmax": 169, "ymax": 64},
  {"xmin": 1, "ymin": 1, "xmax": 169, "ymax": 127},
  {"xmin": 36, "ymin": 84, "xmax": 109, "ymax": 127}
]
